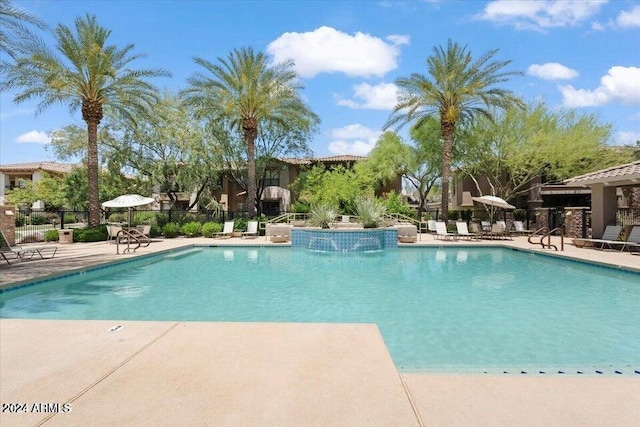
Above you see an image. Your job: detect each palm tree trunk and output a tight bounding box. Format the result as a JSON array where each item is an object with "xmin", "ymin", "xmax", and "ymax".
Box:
[
  {"xmin": 440, "ymin": 122, "xmax": 455, "ymax": 222},
  {"xmin": 243, "ymin": 119, "xmax": 257, "ymax": 218},
  {"xmin": 86, "ymin": 120, "xmax": 100, "ymax": 227}
]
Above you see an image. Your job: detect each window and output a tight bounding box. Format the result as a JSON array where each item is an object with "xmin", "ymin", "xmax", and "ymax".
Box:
[{"xmin": 262, "ymin": 170, "xmax": 280, "ymax": 187}]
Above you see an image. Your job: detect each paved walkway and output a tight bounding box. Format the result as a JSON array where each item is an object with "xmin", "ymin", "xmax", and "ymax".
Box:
[{"xmin": 1, "ymin": 234, "xmax": 639, "ymax": 426}]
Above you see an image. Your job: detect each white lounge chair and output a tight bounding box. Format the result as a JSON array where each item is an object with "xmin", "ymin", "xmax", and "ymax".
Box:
[
  {"xmin": 455, "ymin": 221, "xmax": 481, "ymax": 240},
  {"xmin": 513, "ymin": 221, "xmax": 534, "ymax": 235},
  {"xmin": 573, "ymin": 225, "xmax": 623, "ymax": 250},
  {"xmin": 1, "ymin": 230, "xmax": 57, "ymax": 264},
  {"xmin": 434, "ymin": 221, "xmax": 458, "ymax": 241},
  {"xmin": 242, "ymin": 221, "xmax": 259, "ymax": 239},
  {"xmin": 214, "ymin": 221, "xmax": 235, "ymax": 239},
  {"xmin": 427, "ymin": 220, "xmax": 437, "ymax": 233}
]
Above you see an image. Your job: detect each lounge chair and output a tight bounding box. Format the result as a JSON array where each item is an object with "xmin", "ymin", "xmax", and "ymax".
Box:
[
  {"xmin": 455, "ymin": 221, "xmax": 481, "ymax": 240},
  {"xmin": 1, "ymin": 230, "xmax": 57, "ymax": 264},
  {"xmin": 481, "ymin": 221, "xmax": 491, "ymax": 232},
  {"xmin": 513, "ymin": 221, "xmax": 535, "ymax": 235},
  {"xmin": 242, "ymin": 221, "xmax": 259, "ymax": 239},
  {"xmin": 434, "ymin": 221, "xmax": 458, "ymax": 241},
  {"xmin": 621, "ymin": 226, "xmax": 640, "ymax": 254},
  {"xmin": 214, "ymin": 221, "xmax": 234, "ymax": 239},
  {"xmin": 487, "ymin": 223, "xmax": 510, "ymax": 240},
  {"xmin": 107, "ymin": 224, "xmax": 123, "ymax": 244},
  {"xmin": 427, "ymin": 220, "xmax": 437, "ymax": 233},
  {"xmin": 573, "ymin": 225, "xmax": 623, "ymax": 250}
]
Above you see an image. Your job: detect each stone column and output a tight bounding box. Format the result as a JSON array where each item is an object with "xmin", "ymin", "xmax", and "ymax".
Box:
[
  {"xmin": 534, "ymin": 207, "xmax": 551, "ymax": 230},
  {"xmin": 0, "ymin": 205, "xmax": 17, "ymax": 246},
  {"xmin": 564, "ymin": 207, "xmax": 589, "ymax": 238},
  {"xmin": 590, "ymin": 184, "xmax": 617, "ymax": 239}
]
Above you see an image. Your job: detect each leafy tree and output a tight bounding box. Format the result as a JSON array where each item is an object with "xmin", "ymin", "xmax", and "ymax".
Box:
[
  {"xmin": 182, "ymin": 46, "xmax": 319, "ymax": 217},
  {"xmin": 219, "ymin": 116, "xmax": 317, "ymax": 216},
  {"xmin": 385, "ymin": 39, "xmax": 523, "ymax": 220},
  {"xmin": 359, "ymin": 127, "xmax": 442, "ymax": 218},
  {"xmin": 1, "ymin": 14, "xmax": 168, "ymax": 226},
  {"xmin": 5, "ymin": 173, "xmax": 66, "ymax": 208},
  {"xmin": 105, "ymin": 94, "xmax": 224, "ymax": 210},
  {"xmin": 0, "ymin": 0, "xmax": 47, "ymax": 60},
  {"xmin": 459, "ymin": 102, "xmax": 634, "ymax": 202},
  {"xmin": 292, "ymin": 165, "xmax": 374, "ymax": 213}
]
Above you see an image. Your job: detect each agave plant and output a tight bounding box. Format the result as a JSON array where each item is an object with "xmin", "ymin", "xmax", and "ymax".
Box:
[
  {"xmin": 355, "ymin": 198, "xmax": 386, "ymax": 228},
  {"xmin": 308, "ymin": 204, "xmax": 337, "ymax": 229}
]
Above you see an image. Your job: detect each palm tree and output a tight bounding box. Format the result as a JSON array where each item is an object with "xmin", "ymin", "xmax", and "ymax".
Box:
[
  {"xmin": 1, "ymin": 14, "xmax": 168, "ymax": 226},
  {"xmin": 385, "ymin": 39, "xmax": 523, "ymax": 221},
  {"xmin": 182, "ymin": 47, "xmax": 318, "ymax": 218},
  {"xmin": 0, "ymin": 0, "xmax": 48, "ymax": 59}
]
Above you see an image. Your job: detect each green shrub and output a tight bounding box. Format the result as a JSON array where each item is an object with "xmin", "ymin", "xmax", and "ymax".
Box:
[
  {"xmin": 162, "ymin": 222, "xmax": 181, "ymax": 238},
  {"xmin": 383, "ymin": 192, "xmax": 413, "ymax": 217},
  {"xmin": 44, "ymin": 229, "xmax": 60, "ymax": 242},
  {"xmin": 461, "ymin": 209, "xmax": 473, "ymax": 221},
  {"xmin": 513, "ymin": 209, "xmax": 527, "ymax": 221},
  {"xmin": 63, "ymin": 214, "xmax": 77, "ymax": 223},
  {"xmin": 73, "ymin": 225, "xmax": 108, "ymax": 242},
  {"xmin": 291, "ymin": 200, "xmax": 310, "ymax": 213},
  {"xmin": 308, "ymin": 204, "xmax": 337, "ymax": 229},
  {"xmin": 30, "ymin": 214, "xmax": 47, "ymax": 225},
  {"xmin": 201, "ymin": 222, "xmax": 222, "ymax": 237},
  {"xmin": 132, "ymin": 211, "xmax": 156, "ymax": 225},
  {"xmin": 354, "ymin": 197, "xmax": 386, "ymax": 228},
  {"xmin": 15, "ymin": 216, "xmax": 25, "ymax": 227},
  {"xmin": 108, "ymin": 213, "xmax": 127, "ymax": 223},
  {"xmin": 233, "ymin": 217, "xmax": 248, "ymax": 232},
  {"xmin": 150, "ymin": 224, "xmax": 162, "ymax": 237},
  {"xmin": 155, "ymin": 213, "xmax": 169, "ymax": 227},
  {"xmin": 448, "ymin": 209, "xmax": 460, "ymax": 221},
  {"xmin": 181, "ymin": 221, "xmax": 202, "ymax": 237}
]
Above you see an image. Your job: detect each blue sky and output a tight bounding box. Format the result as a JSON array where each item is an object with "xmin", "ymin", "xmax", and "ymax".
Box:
[{"xmin": 1, "ymin": 0, "xmax": 639, "ymax": 165}]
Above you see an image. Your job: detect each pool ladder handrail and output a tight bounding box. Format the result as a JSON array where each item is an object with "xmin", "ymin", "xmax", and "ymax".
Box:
[
  {"xmin": 115, "ymin": 229, "xmax": 148, "ymax": 254},
  {"xmin": 528, "ymin": 227, "xmax": 564, "ymax": 251}
]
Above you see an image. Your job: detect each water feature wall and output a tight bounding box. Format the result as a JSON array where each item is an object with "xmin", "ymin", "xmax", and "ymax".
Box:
[{"xmin": 291, "ymin": 228, "xmax": 397, "ymax": 252}]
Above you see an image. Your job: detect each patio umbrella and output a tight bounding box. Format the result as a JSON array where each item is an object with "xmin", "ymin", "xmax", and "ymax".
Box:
[
  {"xmin": 102, "ymin": 194, "xmax": 155, "ymax": 226},
  {"xmin": 471, "ymin": 195, "xmax": 515, "ymax": 223},
  {"xmin": 471, "ymin": 195, "xmax": 516, "ymax": 210}
]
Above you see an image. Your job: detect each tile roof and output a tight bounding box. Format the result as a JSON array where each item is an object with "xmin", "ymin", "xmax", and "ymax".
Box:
[
  {"xmin": 564, "ymin": 160, "xmax": 640, "ymax": 186},
  {"xmin": 279, "ymin": 155, "xmax": 366, "ymax": 165},
  {"xmin": 0, "ymin": 161, "xmax": 76, "ymax": 174}
]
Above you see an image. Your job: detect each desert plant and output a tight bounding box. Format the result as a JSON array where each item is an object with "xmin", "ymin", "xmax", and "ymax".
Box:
[
  {"xmin": 201, "ymin": 222, "xmax": 223, "ymax": 237},
  {"xmin": 383, "ymin": 191, "xmax": 413, "ymax": 217},
  {"xmin": 44, "ymin": 229, "xmax": 60, "ymax": 242},
  {"xmin": 150, "ymin": 224, "xmax": 162, "ymax": 237},
  {"xmin": 355, "ymin": 198, "xmax": 386, "ymax": 228},
  {"xmin": 181, "ymin": 221, "xmax": 202, "ymax": 237},
  {"xmin": 308, "ymin": 204, "xmax": 337, "ymax": 229},
  {"xmin": 132, "ymin": 211, "xmax": 156, "ymax": 225},
  {"xmin": 162, "ymin": 222, "xmax": 181, "ymax": 238}
]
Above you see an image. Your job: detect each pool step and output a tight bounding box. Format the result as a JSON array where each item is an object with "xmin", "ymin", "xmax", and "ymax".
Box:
[{"xmin": 164, "ymin": 248, "xmax": 201, "ymax": 260}]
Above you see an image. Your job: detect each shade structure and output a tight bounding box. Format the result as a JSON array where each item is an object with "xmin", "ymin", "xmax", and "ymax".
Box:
[
  {"xmin": 102, "ymin": 194, "xmax": 155, "ymax": 208},
  {"xmin": 471, "ymin": 195, "xmax": 515, "ymax": 210}
]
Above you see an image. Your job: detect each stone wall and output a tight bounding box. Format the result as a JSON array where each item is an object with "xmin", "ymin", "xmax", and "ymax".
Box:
[
  {"xmin": 533, "ymin": 207, "xmax": 550, "ymax": 230},
  {"xmin": 0, "ymin": 205, "xmax": 17, "ymax": 246},
  {"xmin": 564, "ymin": 207, "xmax": 589, "ymax": 238}
]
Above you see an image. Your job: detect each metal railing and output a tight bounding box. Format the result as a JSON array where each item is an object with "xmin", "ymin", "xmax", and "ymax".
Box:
[{"xmin": 527, "ymin": 227, "xmax": 564, "ymax": 251}]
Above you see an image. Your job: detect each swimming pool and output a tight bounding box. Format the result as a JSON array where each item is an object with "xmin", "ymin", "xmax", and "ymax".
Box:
[{"xmin": 1, "ymin": 247, "xmax": 638, "ymax": 375}]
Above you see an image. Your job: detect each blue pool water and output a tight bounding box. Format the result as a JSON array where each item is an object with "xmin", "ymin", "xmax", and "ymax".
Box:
[{"xmin": 1, "ymin": 247, "xmax": 639, "ymax": 374}]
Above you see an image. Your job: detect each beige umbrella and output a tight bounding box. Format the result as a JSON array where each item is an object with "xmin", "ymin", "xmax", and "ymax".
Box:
[
  {"xmin": 472, "ymin": 195, "xmax": 515, "ymax": 223},
  {"xmin": 102, "ymin": 194, "xmax": 155, "ymax": 226}
]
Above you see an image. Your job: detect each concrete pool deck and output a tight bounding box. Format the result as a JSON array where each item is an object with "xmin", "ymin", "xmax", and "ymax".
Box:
[{"xmin": 1, "ymin": 234, "xmax": 639, "ymax": 426}]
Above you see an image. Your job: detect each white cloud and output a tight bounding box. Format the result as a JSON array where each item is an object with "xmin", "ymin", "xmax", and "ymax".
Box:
[
  {"xmin": 267, "ymin": 26, "xmax": 408, "ymax": 78},
  {"xmin": 559, "ymin": 66, "xmax": 640, "ymax": 107},
  {"xmin": 615, "ymin": 131, "xmax": 640, "ymax": 146},
  {"xmin": 615, "ymin": 5, "xmax": 640, "ymax": 28},
  {"xmin": 477, "ymin": 0, "xmax": 607, "ymax": 31},
  {"xmin": 527, "ymin": 63, "xmax": 579, "ymax": 80},
  {"xmin": 16, "ymin": 130, "xmax": 51, "ymax": 144},
  {"xmin": 335, "ymin": 82, "xmax": 399, "ymax": 110},
  {"xmin": 328, "ymin": 124, "xmax": 382, "ymax": 156}
]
